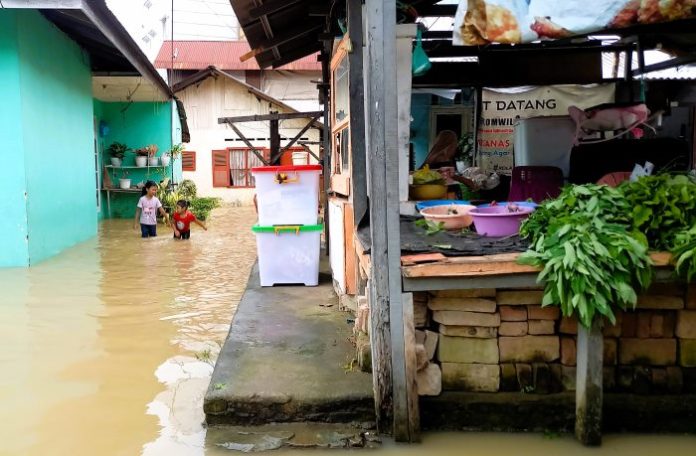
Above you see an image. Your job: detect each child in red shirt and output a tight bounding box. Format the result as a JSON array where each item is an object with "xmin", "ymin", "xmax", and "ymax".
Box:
[{"xmin": 171, "ymin": 200, "xmax": 207, "ymax": 239}]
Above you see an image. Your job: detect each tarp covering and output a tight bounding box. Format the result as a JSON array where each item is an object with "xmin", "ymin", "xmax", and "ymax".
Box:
[
  {"xmin": 357, "ymin": 216, "xmax": 529, "ymax": 256},
  {"xmin": 453, "ymin": 0, "xmax": 696, "ymax": 45}
]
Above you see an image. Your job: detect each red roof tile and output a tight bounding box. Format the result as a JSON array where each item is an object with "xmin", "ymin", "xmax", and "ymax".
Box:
[{"xmin": 155, "ymin": 40, "xmax": 321, "ymax": 71}]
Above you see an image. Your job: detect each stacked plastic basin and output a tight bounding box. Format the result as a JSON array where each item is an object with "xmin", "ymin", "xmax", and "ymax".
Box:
[{"xmin": 251, "ymin": 164, "xmax": 323, "ymax": 286}]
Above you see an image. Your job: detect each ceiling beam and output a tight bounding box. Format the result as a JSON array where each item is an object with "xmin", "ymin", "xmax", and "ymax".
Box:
[
  {"xmin": 417, "ymin": 4, "xmax": 457, "ymax": 17},
  {"xmin": 271, "ymin": 42, "xmax": 323, "ymax": 69},
  {"xmin": 219, "ymin": 111, "xmax": 324, "ymax": 124},
  {"xmin": 248, "ymin": 0, "xmax": 303, "ymax": 20},
  {"xmin": 254, "ymin": 23, "xmax": 323, "ymax": 56},
  {"xmin": 308, "ymin": 4, "xmax": 331, "ymax": 16}
]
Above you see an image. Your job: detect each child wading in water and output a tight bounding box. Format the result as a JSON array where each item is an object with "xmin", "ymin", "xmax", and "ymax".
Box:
[
  {"xmin": 134, "ymin": 181, "xmax": 168, "ymax": 238},
  {"xmin": 171, "ymin": 200, "xmax": 207, "ymax": 239}
]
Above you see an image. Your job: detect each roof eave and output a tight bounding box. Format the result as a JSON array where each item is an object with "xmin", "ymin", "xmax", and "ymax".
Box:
[
  {"xmin": 81, "ymin": 0, "xmax": 173, "ymax": 99},
  {"xmin": 2, "ymin": 0, "xmax": 172, "ymax": 99}
]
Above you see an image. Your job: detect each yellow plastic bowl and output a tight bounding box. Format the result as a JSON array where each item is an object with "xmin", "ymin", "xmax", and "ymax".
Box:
[{"xmin": 409, "ymin": 184, "xmax": 447, "ymax": 201}]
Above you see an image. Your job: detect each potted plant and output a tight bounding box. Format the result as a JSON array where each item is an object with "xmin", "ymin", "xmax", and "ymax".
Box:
[
  {"xmin": 135, "ymin": 144, "xmax": 158, "ymax": 167},
  {"xmin": 119, "ymin": 170, "xmax": 131, "ymax": 190},
  {"xmin": 162, "ymin": 143, "xmax": 184, "ymax": 167},
  {"xmin": 107, "ymin": 142, "xmax": 129, "ymax": 167},
  {"xmin": 456, "ymin": 132, "xmax": 475, "ymax": 174}
]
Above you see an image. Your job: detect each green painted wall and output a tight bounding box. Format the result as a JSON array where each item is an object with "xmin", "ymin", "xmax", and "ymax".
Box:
[
  {"xmin": 18, "ymin": 10, "xmax": 96, "ymax": 265},
  {"xmin": 0, "ymin": 10, "xmax": 95, "ymax": 267},
  {"xmin": 0, "ymin": 10, "xmax": 29, "ymax": 267},
  {"xmin": 96, "ymin": 101, "xmax": 182, "ymax": 219}
]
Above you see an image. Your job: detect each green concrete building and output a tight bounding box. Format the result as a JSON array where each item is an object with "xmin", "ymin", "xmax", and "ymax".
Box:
[{"xmin": 0, "ymin": 1, "xmax": 184, "ymax": 267}]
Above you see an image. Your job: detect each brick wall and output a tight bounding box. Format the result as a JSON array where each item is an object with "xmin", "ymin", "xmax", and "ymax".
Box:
[{"xmin": 414, "ymin": 283, "xmax": 696, "ymax": 396}]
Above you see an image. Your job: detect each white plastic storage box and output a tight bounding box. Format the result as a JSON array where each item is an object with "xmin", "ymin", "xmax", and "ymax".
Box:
[
  {"xmin": 252, "ymin": 165, "xmax": 322, "ymax": 226},
  {"xmin": 252, "ymin": 224, "xmax": 323, "ymax": 287}
]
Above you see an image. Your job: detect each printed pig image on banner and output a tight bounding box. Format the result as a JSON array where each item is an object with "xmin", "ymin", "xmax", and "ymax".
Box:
[{"xmin": 454, "ymin": 0, "xmax": 696, "ymax": 46}]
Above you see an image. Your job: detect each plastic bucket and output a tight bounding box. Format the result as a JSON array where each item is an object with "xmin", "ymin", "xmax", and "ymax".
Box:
[
  {"xmin": 252, "ymin": 224, "xmax": 322, "ymax": 286},
  {"xmin": 470, "ymin": 206, "xmax": 535, "ymax": 237},
  {"xmin": 291, "ymin": 152, "xmax": 309, "ymax": 165}
]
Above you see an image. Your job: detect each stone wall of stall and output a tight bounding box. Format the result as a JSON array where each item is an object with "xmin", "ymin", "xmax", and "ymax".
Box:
[{"xmin": 414, "ymin": 284, "xmax": 696, "ymax": 396}]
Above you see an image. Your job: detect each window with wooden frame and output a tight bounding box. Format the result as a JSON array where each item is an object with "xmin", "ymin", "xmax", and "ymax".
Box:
[
  {"xmin": 330, "ymin": 36, "xmax": 351, "ymax": 196},
  {"xmin": 182, "ymin": 151, "xmax": 196, "ymax": 171},
  {"xmin": 230, "ymin": 148, "xmax": 269, "ymax": 188}
]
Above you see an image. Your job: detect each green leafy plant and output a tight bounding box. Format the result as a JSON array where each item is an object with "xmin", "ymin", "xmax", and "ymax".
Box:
[
  {"xmin": 519, "ymin": 185, "xmax": 652, "ymax": 328},
  {"xmin": 107, "ymin": 142, "xmax": 130, "ymax": 159},
  {"xmin": 672, "ymin": 226, "xmax": 696, "ymax": 282},
  {"xmin": 189, "ymin": 197, "xmax": 221, "ymax": 221},
  {"xmin": 169, "ymin": 143, "xmax": 185, "ymax": 159},
  {"xmin": 620, "ymin": 174, "xmax": 696, "ymax": 280},
  {"xmin": 415, "ymin": 218, "xmax": 445, "ymax": 235},
  {"xmin": 457, "ymin": 132, "xmax": 475, "ymax": 162},
  {"xmin": 135, "ymin": 144, "xmax": 158, "ymax": 157},
  {"xmin": 178, "ymin": 179, "xmax": 198, "ymax": 200}
]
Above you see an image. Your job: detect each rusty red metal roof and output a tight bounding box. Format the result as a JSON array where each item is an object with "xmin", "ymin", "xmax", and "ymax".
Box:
[{"xmin": 154, "ymin": 41, "xmax": 321, "ymax": 71}]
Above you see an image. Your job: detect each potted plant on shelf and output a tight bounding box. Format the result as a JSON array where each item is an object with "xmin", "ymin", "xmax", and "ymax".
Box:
[
  {"xmin": 107, "ymin": 142, "xmax": 129, "ymax": 167},
  {"xmin": 456, "ymin": 132, "xmax": 475, "ymax": 174},
  {"xmin": 119, "ymin": 170, "xmax": 131, "ymax": 190},
  {"xmin": 135, "ymin": 144, "xmax": 158, "ymax": 167},
  {"xmin": 162, "ymin": 143, "xmax": 184, "ymax": 167}
]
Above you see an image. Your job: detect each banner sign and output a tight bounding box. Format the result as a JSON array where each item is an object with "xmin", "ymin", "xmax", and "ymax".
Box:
[
  {"xmin": 454, "ymin": 0, "xmax": 696, "ymax": 46},
  {"xmin": 477, "ymin": 84, "xmax": 615, "ymax": 174}
]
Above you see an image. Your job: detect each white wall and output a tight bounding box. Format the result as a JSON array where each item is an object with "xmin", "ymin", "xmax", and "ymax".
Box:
[{"xmin": 177, "ymin": 76, "xmax": 322, "ymax": 205}]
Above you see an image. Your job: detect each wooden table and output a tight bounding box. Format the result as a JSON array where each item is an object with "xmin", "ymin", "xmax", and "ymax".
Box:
[
  {"xmin": 103, "ymin": 187, "xmax": 141, "ymax": 218},
  {"xmin": 400, "ymin": 251, "xmax": 673, "ymax": 291}
]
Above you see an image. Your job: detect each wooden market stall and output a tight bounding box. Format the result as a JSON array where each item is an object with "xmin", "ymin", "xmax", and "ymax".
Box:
[{"xmin": 227, "ymin": 0, "xmax": 696, "ymax": 446}]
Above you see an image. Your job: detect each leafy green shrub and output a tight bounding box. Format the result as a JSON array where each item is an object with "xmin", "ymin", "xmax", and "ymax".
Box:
[
  {"xmin": 178, "ymin": 179, "xmax": 198, "ymax": 200},
  {"xmin": 189, "ymin": 197, "xmax": 221, "ymax": 220}
]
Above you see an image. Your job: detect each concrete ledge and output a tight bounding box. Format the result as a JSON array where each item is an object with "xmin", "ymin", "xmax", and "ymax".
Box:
[
  {"xmin": 420, "ymin": 392, "xmax": 696, "ymax": 433},
  {"xmin": 205, "ymin": 260, "xmax": 374, "ymax": 426}
]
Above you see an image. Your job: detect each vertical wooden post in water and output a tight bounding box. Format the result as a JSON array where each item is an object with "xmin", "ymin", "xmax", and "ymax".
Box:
[
  {"xmin": 575, "ymin": 319, "xmax": 604, "ymax": 446},
  {"xmin": 365, "ymin": 0, "xmax": 418, "ymax": 442}
]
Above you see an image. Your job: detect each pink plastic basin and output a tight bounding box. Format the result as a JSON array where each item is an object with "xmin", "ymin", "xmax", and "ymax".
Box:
[
  {"xmin": 420, "ymin": 204, "xmax": 476, "ymax": 230},
  {"xmin": 470, "ymin": 205, "xmax": 535, "ymax": 237}
]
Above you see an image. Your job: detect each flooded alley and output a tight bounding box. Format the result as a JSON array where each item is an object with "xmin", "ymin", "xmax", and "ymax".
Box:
[{"xmin": 1, "ymin": 206, "xmax": 257, "ymax": 456}]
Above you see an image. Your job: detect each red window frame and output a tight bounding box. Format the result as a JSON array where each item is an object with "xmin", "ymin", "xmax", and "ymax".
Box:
[{"xmin": 225, "ymin": 147, "xmax": 271, "ymax": 188}]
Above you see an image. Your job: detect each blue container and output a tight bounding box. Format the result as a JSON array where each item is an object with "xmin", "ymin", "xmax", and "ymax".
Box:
[
  {"xmin": 478, "ymin": 201, "xmax": 538, "ymax": 209},
  {"xmin": 415, "ymin": 199, "xmax": 471, "ymax": 212}
]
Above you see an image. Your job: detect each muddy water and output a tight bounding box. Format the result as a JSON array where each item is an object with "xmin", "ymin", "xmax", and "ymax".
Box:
[
  {"xmin": 2, "ymin": 205, "xmax": 696, "ymax": 455},
  {"xmin": 1, "ymin": 206, "xmax": 257, "ymax": 456}
]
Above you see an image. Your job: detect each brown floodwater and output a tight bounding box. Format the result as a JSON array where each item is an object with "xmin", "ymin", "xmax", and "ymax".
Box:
[{"xmin": 1, "ymin": 205, "xmax": 695, "ymax": 456}]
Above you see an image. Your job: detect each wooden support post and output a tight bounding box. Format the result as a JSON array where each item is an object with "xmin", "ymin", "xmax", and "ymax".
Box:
[
  {"xmin": 575, "ymin": 319, "xmax": 604, "ymax": 446},
  {"xmin": 281, "ymin": 115, "xmax": 321, "ymax": 154},
  {"xmin": 320, "ymin": 48, "xmax": 331, "ymax": 256},
  {"xmin": 347, "ymin": 0, "xmax": 367, "ymax": 227},
  {"xmin": 224, "ymin": 121, "xmax": 268, "ymax": 165},
  {"xmin": 365, "ymin": 0, "xmax": 418, "ymax": 442},
  {"xmin": 270, "ymin": 115, "xmax": 281, "ymax": 165}
]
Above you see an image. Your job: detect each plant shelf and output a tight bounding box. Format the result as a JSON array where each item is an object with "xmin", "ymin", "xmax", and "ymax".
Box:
[{"xmin": 105, "ymin": 165, "xmax": 169, "ymax": 169}]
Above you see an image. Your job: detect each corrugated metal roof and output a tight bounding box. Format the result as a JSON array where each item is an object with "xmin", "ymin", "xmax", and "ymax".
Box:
[
  {"xmin": 643, "ymin": 65, "xmax": 696, "ymax": 80},
  {"xmin": 154, "ymin": 41, "xmax": 321, "ymax": 71}
]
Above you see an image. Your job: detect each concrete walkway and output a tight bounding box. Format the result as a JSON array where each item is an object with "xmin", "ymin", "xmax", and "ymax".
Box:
[{"xmin": 205, "ymin": 260, "xmax": 374, "ymax": 426}]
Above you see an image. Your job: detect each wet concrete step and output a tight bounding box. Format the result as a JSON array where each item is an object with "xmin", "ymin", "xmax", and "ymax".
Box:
[{"xmin": 204, "ymin": 260, "xmax": 374, "ymax": 426}]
